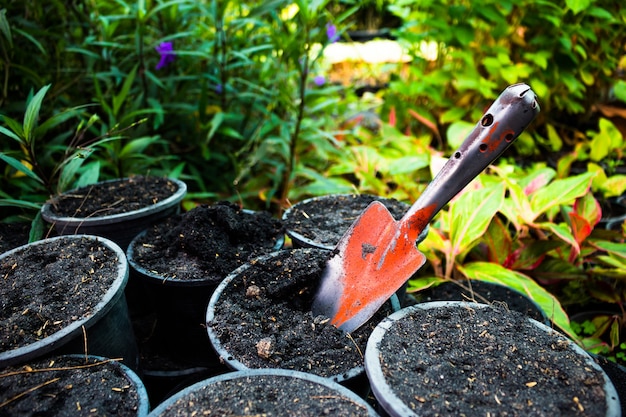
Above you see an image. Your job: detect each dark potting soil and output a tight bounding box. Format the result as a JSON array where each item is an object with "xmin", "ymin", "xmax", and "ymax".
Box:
[
  {"xmin": 47, "ymin": 176, "xmax": 178, "ymax": 218},
  {"xmin": 0, "ymin": 222, "xmax": 31, "ymax": 254},
  {"xmin": 413, "ymin": 280, "xmax": 547, "ymax": 322},
  {"xmin": 0, "ymin": 236, "xmax": 118, "ymax": 352},
  {"xmin": 283, "ymin": 194, "xmax": 409, "ymax": 247},
  {"xmin": 208, "ymin": 248, "xmax": 393, "ymax": 379},
  {"xmin": 129, "ymin": 202, "xmax": 284, "ymax": 281},
  {"xmin": 156, "ymin": 373, "xmax": 372, "ymax": 417},
  {"xmin": 376, "ymin": 304, "xmax": 610, "ymax": 417},
  {"xmin": 0, "ymin": 356, "xmax": 142, "ymax": 416}
]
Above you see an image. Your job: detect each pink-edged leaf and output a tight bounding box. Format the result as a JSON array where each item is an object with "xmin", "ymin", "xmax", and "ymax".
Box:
[
  {"xmin": 573, "ymin": 193, "xmax": 602, "ymax": 227},
  {"xmin": 503, "ymin": 240, "xmax": 562, "ymax": 270},
  {"xmin": 537, "ymin": 222, "xmax": 580, "ymax": 261},
  {"xmin": 523, "ymin": 172, "xmax": 551, "ymax": 195},
  {"xmin": 530, "ymin": 172, "xmax": 595, "ymax": 218},
  {"xmin": 449, "ymin": 183, "xmax": 505, "ymax": 258},
  {"xmin": 501, "ymin": 180, "xmax": 535, "ymax": 227},
  {"xmin": 568, "ymin": 211, "xmax": 592, "ymax": 246},
  {"xmin": 484, "ymin": 216, "xmax": 512, "ymax": 264}
]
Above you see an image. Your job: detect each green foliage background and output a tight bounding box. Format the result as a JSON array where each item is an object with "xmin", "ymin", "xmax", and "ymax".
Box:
[{"xmin": 0, "ymin": 0, "xmax": 625, "ymax": 215}]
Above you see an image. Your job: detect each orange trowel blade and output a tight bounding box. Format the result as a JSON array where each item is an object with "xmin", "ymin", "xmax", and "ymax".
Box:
[{"xmin": 312, "ymin": 201, "xmax": 427, "ymax": 332}]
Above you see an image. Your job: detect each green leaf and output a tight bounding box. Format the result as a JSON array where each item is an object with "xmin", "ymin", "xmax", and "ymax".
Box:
[
  {"xmin": 23, "ymin": 84, "xmax": 51, "ymax": 144},
  {"xmin": 0, "ymin": 125, "xmax": 22, "ymax": 142},
  {"xmin": 458, "ymin": 262, "xmax": 577, "ymax": 340},
  {"xmin": 614, "ymin": 80, "xmax": 626, "ymax": 104},
  {"xmin": 0, "ymin": 199, "xmax": 42, "ymax": 209},
  {"xmin": 530, "ymin": 172, "xmax": 594, "ymax": 218},
  {"xmin": 566, "ymin": 0, "xmax": 592, "ymax": 14},
  {"xmin": 113, "ymin": 65, "xmax": 138, "ymax": 117},
  {"xmin": 446, "ymin": 120, "xmax": 475, "ymax": 149},
  {"xmin": 0, "ymin": 8, "xmax": 13, "ymax": 49},
  {"xmin": 407, "ymin": 276, "xmax": 446, "ymax": 293},
  {"xmin": 449, "ymin": 183, "xmax": 505, "ymax": 258},
  {"xmin": 0, "ymin": 153, "xmax": 43, "ymax": 183},
  {"xmin": 388, "ymin": 155, "xmax": 430, "ymax": 175}
]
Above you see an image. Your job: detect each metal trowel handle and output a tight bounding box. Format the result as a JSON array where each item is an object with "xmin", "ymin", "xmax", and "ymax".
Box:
[{"xmin": 401, "ymin": 83, "xmax": 540, "ymax": 233}]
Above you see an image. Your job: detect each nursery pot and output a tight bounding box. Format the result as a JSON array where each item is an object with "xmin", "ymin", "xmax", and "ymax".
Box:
[
  {"xmin": 40, "ymin": 176, "xmax": 187, "ymax": 251},
  {"xmin": 0, "ymin": 354, "xmax": 150, "ymax": 416},
  {"xmin": 147, "ymin": 368, "xmax": 379, "ymax": 416},
  {"xmin": 0, "ymin": 235, "xmax": 138, "ymax": 370},
  {"xmin": 282, "ymin": 194, "xmax": 427, "ymax": 306},
  {"xmin": 206, "ymin": 248, "xmax": 399, "ymax": 397},
  {"xmin": 364, "ymin": 301, "xmax": 620, "ymax": 417},
  {"xmin": 126, "ymin": 203, "xmax": 285, "ymax": 397}
]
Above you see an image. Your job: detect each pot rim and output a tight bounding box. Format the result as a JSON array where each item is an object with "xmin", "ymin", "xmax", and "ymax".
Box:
[
  {"xmin": 0, "ymin": 235, "xmax": 129, "ymax": 367},
  {"xmin": 147, "ymin": 368, "xmax": 378, "ymax": 416},
  {"xmin": 41, "ymin": 177, "xmax": 187, "ymax": 225},
  {"xmin": 364, "ymin": 301, "xmax": 621, "ymax": 417}
]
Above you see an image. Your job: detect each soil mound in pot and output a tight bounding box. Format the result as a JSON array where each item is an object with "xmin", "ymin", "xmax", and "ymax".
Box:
[
  {"xmin": 0, "ymin": 355, "xmax": 148, "ymax": 416},
  {"xmin": 283, "ymin": 194, "xmax": 409, "ymax": 248},
  {"xmin": 129, "ymin": 201, "xmax": 284, "ymax": 282},
  {"xmin": 207, "ymin": 248, "xmax": 393, "ymax": 380},
  {"xmin": 366, "ymin": 302, "xmax": 619, "ymax": 417},
  {"xmin": 149, "ymin": 370, "xmax": 377, "ymax": 416},
  {"xmin": 46, "ymin": 176, "xmax": 178, "ymax": 218},
  {"xmin": 0, "ymin": 236, "xmax": 119, "ymax": 353}
]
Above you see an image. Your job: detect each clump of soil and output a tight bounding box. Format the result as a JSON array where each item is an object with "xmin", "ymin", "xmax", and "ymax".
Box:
[
  {"xmin": 0, "ymin": 236, "xmax": 118, "ymax": 352},
  {"xmin": 374, "ymin": 303, "xmax": 612, "ymax": 417},
  {"xmin": 47, "ymin": 176, "xmax": 178, "ymax": 218},
  {"xmin": 208, "ymin": 248, "xmax": 393, "ymax": 379},
  {"xmin": 156, "ymin": 373, "xmax": 373, "ymax": 417},
  {"xmin": 129, "ymin": 202, "xmax": 284, "ymax": 281},
  {"xmin": 283, "ymin": 194, "xmax": 408, "ymax": 248},
  {"xmin": 0, "ymin": 356, "xmax": 144, "ymax": 416}
]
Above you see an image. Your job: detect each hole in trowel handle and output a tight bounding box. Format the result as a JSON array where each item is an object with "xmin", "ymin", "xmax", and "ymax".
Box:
[{"xmin": 481, "ymin": 114, "xmax": 493, "ymax": 127}]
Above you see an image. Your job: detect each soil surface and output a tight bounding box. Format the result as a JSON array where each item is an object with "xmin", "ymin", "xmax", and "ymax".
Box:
[
  {"xmin": 0, "ymin": 236, "xmax": 118, "ymax": 352},
  {"xmin": 283, "ymin": 194, "xmax": 409, "ymax": 248},
  {"xmin": 156, "ymin": 373, "xmax": 373, "ymax": 416},
  {"xmin": 47, "ymin": 176, "xmax": 177, "ymax": 218},
  {"xmin": 0, "ymin": 355, "xmax": 143, "ymax": 416},
  {"xmin": 129, "ymin": 202, "xmax": 284, "ymax": 282},
  {"xmin": 0, "ymin": 222, "xmax": 31, "ymax": 254},
  {"xmin": 412, "ymin": 280, "xmax": 547, "ymax": 322},
  {"xmin": 374, "ymin": 303, "xmax": 611, "ymax": 417},
  {"xmin": 208, "ymin": 248, "xmax": 393, "ymax": 379}
]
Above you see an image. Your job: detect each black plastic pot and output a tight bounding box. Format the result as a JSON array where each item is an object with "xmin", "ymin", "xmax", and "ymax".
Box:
[
  {"xmin": 365, "ymin": 301, "xmax": 620, "ymax": 417},
  {"xmin": 0, "ymin": 235, "xmax": 138, "ymax": 370},
  {"xmin": 147, "ymin": 369, "xmax": 379, "ymax": 416},
  {"xmin": 206, "ymin": 248, "xmax": 399, "ymax": 397},
  {"xmin": 0, "ymin": 354, "xmax": 150, "ymax": 416},
  {"xmin": 282, "ymin": 194, "xmax": 419, "ymax": 250},
  {"xmin": 40, "ymin": 177, "xmax": 187, "ymax": 251}
]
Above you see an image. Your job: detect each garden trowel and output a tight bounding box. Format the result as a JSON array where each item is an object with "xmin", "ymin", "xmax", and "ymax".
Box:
[{"xmin": 312, "ymin": 83, "xmax": 540, "ymax": 333}]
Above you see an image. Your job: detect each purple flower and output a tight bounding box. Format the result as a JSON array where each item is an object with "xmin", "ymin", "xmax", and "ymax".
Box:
[
  {"xmin": 215, "ymin": 83, "xmax": 223, "ymax": 94},
  {"xmin": 313, "ymin": 75, "xmax": 326, "ymax": 86},
  {"xmin": 155, "ymin": 42, "xmax": 175, "ymax": 70},
  {"xmin": 326, "ymin": 23, "xmax": 339, "ymax": 43}
]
